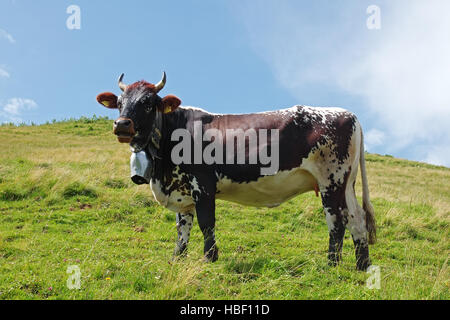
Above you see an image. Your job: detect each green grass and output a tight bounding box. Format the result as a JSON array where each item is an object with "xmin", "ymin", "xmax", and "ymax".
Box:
[{"xmin": 0, "ymin": 117, "xmax": 448, "ymax": 299}]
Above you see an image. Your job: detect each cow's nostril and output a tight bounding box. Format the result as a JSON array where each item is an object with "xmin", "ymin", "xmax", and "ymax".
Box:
[{"xmin": 115, "ymin": 119, "xmax": 131, "ymax": 127}]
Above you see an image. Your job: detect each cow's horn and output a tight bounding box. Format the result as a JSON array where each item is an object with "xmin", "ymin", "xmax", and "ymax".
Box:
[
  {"xmin": 154, "ymin": 71, "xmax": 166, "ymax": 93},
  {"xmin": 118, "ymin": 73, "xmax": 128, "ymax": 92}
]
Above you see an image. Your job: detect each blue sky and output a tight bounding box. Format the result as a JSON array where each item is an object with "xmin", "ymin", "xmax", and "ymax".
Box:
[{"xmin": 1, "ymin": 1, "xmax": 449, "ymax": 167}]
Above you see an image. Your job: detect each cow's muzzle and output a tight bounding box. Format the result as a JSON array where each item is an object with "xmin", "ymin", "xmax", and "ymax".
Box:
[{"xmin": 113, "ymin": 117, "xmax": 135, "ymax": 143}]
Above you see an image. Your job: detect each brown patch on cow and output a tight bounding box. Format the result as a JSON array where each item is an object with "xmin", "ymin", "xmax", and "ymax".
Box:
[
  {"xmin": 96, "ymin": 92, "xmax": 118, "ymax": 109},
  {"xmin": 113, "ymin": 117, "xmax": 136, "ymax": 143},
  {"xmin": 307, "ymin": 126, "xmax": 327, "ymax": 147},
  {"xmin": 331, "ymin": 114, "xmax": 356, "ymax": 164},
  {"xmin": 127, "ymin": 80, "xmax": 156, "ymax": 92},
  {"xmin": 159, "ymin": 95, "xmax": 182, "ymax": 113}
]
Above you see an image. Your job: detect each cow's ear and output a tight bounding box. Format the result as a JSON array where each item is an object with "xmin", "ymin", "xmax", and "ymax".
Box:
[
  {"xmin": 159, "ymin": 94, "xmax": 181, "ymax": 114},
  {"xmin": 96, "ymin": 92, "xmax": 118, "ymax": 109}
]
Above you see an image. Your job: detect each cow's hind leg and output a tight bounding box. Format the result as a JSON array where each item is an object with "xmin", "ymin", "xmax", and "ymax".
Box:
[
  {"xmin": 345, "ymin": 178, "xmax": 372, "ymax": 271},
  {"xmin": 320, "ymin": 183, "xmax": 348, "ymax": 267},
  {"xmin": 174, "ymin": 212, "xmax": 194, "ymax": 257}
]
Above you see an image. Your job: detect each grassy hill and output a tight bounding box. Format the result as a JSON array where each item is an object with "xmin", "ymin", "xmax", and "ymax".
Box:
[{"xmin": 0, "ymin": 117, "xmax": 448, "ymax": 300}]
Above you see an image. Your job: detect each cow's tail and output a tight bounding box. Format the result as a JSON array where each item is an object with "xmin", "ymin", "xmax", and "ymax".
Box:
[{"xmin": 360, "ymin": 130, "xmax": 377, "ymax": 245}]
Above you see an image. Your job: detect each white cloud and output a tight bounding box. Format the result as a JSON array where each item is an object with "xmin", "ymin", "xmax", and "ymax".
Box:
[
  {"xmin": 365, "ymin": 129, "xmax": 386, "ymax": 151},
  {"xmin": 0, "ymin": 68, "xmax": 10, "ymax": 78},
  {"xmin": 422, "ymin": 146, "xmax": 450, "ymax": 167},
  {"xmin": 0, "ymin": 28, "xmax": 15, "ymax": 43},
  {"xmin": 1, "ymin": 98, "xmax": 38, "ymax": 123},
  {"xmin": 338, "ymin": 3, "xmax": 450, "ymax": 153},
  {"xmin": 233, "ymin": 0, "xmax": 450, "ymax": 167}
]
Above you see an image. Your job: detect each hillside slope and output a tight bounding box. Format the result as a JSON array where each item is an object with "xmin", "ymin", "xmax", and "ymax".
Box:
[{"xmin": 0, "ymin": 118, "xmax": 448, "ymax": 299}]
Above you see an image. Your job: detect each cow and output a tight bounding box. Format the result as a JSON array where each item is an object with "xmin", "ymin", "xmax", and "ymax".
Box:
[{"xmin": 96, "ymin": 72, "xmax": 376, "ymax": 271}]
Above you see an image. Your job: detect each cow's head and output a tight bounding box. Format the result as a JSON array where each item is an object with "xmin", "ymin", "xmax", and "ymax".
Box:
[{"xmin": 96, "ymin": 72, "xmax": 181, "ymax": 149}]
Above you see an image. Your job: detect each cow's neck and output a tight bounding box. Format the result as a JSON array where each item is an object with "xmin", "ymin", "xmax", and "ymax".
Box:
[
  {"xmin": 141, "ymin": 109, "xmax": 163, "ymax": 184},
  {"xmin": 147, "ymin": 109, "xmax": 163, "ymax": 160},
  {"xmin": 147, "ymin": 108, "xmax": 188, "ymax": 189}
]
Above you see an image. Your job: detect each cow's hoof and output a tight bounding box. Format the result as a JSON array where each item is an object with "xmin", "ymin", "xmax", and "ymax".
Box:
[
  {"xmin": 356, "ymin": 258, "xmax": 371, "ymax": 271},
  {"xmin": 328, "ymin": 260, "xmax": 340, "ymax": 267},
  {"xmin": 172, "ymin": 252, "xmax": 187, "ymax": 262},
  {"xmin": 204, "ymin": 246, "xmax": 219, "ymax": 262},
  {"xmin": 173, "ymin": 243, "xmax": 188, "ymax": 259},
  {"xmin": 327, "ymin": 253, "xmax": 342, "ymax": 267}
]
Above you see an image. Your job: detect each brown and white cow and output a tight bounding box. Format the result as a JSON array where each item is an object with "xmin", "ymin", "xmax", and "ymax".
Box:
[{"xmin": 96, "ymin": 72, "xmax": 376, "ymax": 271}]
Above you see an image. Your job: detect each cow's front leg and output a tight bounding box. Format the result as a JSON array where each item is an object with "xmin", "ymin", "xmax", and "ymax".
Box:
[
  {"xmin": 195, "ymin": 194, "xmax": 218, "ymax": 262},
  {"xmin": 174, "ymin": 213, "xmax": 194, "ymax": 257}
]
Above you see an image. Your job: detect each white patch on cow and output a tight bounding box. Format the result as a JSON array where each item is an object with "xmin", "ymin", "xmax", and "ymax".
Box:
[
  {"xmin": 301, "ymin": 106, "xmax": 348, "ymax": 126},
  {"xmin": 150, "ymin": 179, "xmax": 168, "ymax": 207},
  {"xmin": 344, "ymin": 122, "xmax": 369, "ymax": 243},
  {"xmin": 190, "ymin": 176, "xmax": 201, "ymax": 201},
  {"xmin": 182, "ymin": 106, "xmax": 223, "ymax": 115},
  {"xmin": 215, "ymin": 166, "xmax": 317, "ymax": 207},
  {"xmin": 273, "ymin": 106, "xmax": 299, "ymax": 117},
  {"xmin": 324, "ymin": 208, "xmax": 337, "ymax": 231},
  {"xmin": 169, "ymin": 190, "xmax": 195, "ymax": 213},
  {"xmin": 302, "ymin": 106, "xmax": 347, "ymax": 115},
  {"xmin": 150, "ymin": 179, "xmax": 194, "ymax": 213},
  {"xmin": 185, "ymin": 105, "xmax": 301, "ymax": 117},
  {"xmin": 345, "ymin": 188, "xmax": 367, "ymax": 242}
]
